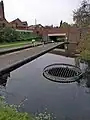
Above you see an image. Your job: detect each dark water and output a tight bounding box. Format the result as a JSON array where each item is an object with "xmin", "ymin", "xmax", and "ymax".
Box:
[{"xmin": 1, "ymin": 53, "xmax": 90, "ymax": 120}]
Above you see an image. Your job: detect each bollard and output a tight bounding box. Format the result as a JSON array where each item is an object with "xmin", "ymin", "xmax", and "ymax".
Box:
[{"xmin": 32, "ymin": 39, "xmax": 36, "ymax": 47}]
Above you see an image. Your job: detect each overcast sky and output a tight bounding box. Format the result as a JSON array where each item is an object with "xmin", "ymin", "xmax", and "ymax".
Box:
[{"xmin": 3, "ymin": 0, "xmax": 81, "ymax": 26}]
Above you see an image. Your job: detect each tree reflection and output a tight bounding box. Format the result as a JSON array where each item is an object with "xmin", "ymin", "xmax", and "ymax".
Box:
[
  {"xmin": 85, "ymin": 73, "xmax": 90, "ymax": 94},
  {"xmin": 74, "ymin": 58, "xmax": 90, "ymax": 94},
  {"xmin": 76, "ymin": 72, "xmax": 90, "ymax": 94},
  {"xmin": 0, "ymin": 73, "xmax": 10, "ymax": 87}
]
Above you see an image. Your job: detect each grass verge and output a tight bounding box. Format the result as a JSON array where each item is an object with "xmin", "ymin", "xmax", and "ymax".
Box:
[{"xmin": 0, "ymin": 41, "xmax": 33, "ymax": 49}]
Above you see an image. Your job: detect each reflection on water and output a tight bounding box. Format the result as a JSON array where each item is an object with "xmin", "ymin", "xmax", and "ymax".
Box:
[
  {"xmin": 82, "ymin": 73, "xmax": 90, "ymax": 94},
  {"xmin": 0, "ymin": 53, "xmax": 90, "ymax": 120},
  {"xmin": 74, "ymin": 58, "xmax": 90, "ymax": 94}
]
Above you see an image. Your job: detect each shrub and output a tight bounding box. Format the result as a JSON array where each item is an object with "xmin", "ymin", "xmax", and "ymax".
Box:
[
  {"xmin": 0, "ymin": 96, "xmax": 54, "ymax": 120},
  {"xmin": 0, "ymin": 96, "xmax": 34, "ymax": 120},
  {"xmin": 78, "ymin": 32, "xmax": 90, "ymax": 61},
  {"xmin": 80, "ymin": 50, "xmax": 90, "ymax": 61},
  {"xmin": 0, "ymin": 27, "xmax": 20, "ymax": 43},
  {"xmin": 0, "ymin": 27, "xmax": 40, "ymax": 43}
]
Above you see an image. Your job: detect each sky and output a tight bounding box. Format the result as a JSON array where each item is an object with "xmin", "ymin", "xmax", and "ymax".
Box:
[{"xmin": 3, "ymin": 0, "xmax": 82, "ymax": 26}]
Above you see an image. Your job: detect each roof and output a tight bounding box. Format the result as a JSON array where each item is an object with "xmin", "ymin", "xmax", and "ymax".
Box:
[
  {"xmin": 10, "ymin": 18, "xmax": 28, "ymax": 27},
  {"xmin": 22, "ymin": 21, "xmax": 28, "ymax": 26},
  {"xmin": 29, "ymin": 24, "xmax": 44, "ymax": 28}
]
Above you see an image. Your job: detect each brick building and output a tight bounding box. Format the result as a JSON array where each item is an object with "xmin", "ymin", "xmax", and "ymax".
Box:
[
  {"xmin": 0, "ymin": 0, "xmax": 32, "ymax": 32},
  {"xmin": 10, "ymin": 18, "xmax": 28, "ymax": 30}
]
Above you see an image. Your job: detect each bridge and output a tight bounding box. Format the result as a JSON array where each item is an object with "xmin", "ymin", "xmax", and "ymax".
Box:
[{"xmin": 0, "ymin": 42, "xmax": 64, "ymax": 76}]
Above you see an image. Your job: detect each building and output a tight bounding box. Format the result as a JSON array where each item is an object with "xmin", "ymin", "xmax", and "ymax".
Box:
[
  {"xmin": 0, "ymin": 0, "xmax": 32, "ymax": 33},
  {"xmin": 10, "ymin": 18, "xmax": 33, "ymax": 33},
  {"xmin": 0, "ymin": 0, "xmax": 10, "ymax": 27}
]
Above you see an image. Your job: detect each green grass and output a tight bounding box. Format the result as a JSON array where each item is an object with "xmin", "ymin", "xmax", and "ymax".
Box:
[
  {"xmin": 0, "ymin": 41, "xmax": 32, "ymax": 49},
  {"xmin": 0, "ymin": 41, "xmax": 40, "ymax": 49}
]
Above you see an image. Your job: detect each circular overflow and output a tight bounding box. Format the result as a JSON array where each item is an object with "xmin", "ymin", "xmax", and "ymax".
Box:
[{"xmin": 43, "ymin": 63, "xmax": 83, "ymax": 83}]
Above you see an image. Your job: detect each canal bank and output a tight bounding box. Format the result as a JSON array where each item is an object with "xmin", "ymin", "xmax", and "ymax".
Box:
[{"xmin": 0, "ymin": 53, "xmax": 89, "ymax": 120}]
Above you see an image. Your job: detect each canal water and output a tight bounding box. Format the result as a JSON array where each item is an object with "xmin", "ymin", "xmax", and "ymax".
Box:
[{"xmin": 0, "ymin": 53, "xmax": 90, "ymax": 120}]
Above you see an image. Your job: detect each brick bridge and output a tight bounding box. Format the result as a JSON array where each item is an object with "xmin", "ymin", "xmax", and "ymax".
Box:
[{"xmin": 31, "ymin": 26, "xmax": 81, "ymax": 53}]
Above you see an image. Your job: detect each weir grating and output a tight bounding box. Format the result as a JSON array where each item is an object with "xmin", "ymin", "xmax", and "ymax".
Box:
[{"xmin": 43, "ymin": 63, "xmax": 83, "ymax": 83}]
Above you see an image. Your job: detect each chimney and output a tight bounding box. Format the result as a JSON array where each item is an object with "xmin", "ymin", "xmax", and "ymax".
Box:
[{"xmin": 0, "ymin": 0, "xmax": 5, "ymax": 19}]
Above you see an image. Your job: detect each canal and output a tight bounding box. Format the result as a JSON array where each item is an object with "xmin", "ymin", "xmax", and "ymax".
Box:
[{"xmin": 0, "ymin": 53, "xmax": 90, "ymax": 120}]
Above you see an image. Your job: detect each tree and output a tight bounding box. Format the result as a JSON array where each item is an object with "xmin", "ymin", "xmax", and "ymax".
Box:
[
  {"xmin": 73, "ymin": 0, "xmax": 90, "ymax": 62},
  {"xmin": 71, "ymin": 23, "xmax": 78, "ymax": 27},
  {"xmin": 4, "ymin": 28, "xmax": 20, "ymax": 42},
  {"xmin": 61, "ymin": 22, "xmax": 71, "ymax": 28},
  {"xmin": 73, "ymin": 0, "xmax": 90, "ymax": 27}
]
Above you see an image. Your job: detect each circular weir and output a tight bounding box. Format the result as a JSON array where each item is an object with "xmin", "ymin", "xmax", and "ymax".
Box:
[{"xmin": 43, "ymin": 63, "xmax": 83, "ymax": 83}]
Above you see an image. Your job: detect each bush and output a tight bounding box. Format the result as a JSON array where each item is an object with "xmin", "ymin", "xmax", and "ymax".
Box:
[
  {"xmin": 0, "ymin": 96, "xmax": 34, "ymax": 120},
  {"xmin": 0, "ymin": 27, "xmax": 41, "ymax": 43},
  {"xmin": 0, "ymin": 27, "xmax": 20, "ymax": 43},
  {"xmin": 78, "ymin": 32, "xmax": 90, "ymax": 61},
  {"xmin": 80, "ymin": 50, "xmax": 90, "ymax": 61},
  {"xmin": 0, "ymin": 96, "xmax": 54, "ymax": 120}
]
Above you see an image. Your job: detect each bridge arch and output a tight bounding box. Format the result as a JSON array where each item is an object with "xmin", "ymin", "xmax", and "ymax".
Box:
[{"xmin": 48, "ymin": 33, "xmax": 66, "ymax": 42}]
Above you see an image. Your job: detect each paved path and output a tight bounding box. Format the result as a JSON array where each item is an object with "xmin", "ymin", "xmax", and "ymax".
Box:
[{"xmin": 0, "ymin": 42, "xmax": 64, "ymax": 75}]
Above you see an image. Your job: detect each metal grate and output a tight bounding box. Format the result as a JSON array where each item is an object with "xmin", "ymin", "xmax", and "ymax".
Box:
[{"xmin": 43, "ymin": 63, "xmax": 83, "ymax": 83}]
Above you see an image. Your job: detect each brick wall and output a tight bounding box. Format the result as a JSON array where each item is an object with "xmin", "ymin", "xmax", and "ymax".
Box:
[{"xmin": 33, "ymin": 27, "xmax": 80, "ymax": 43}]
